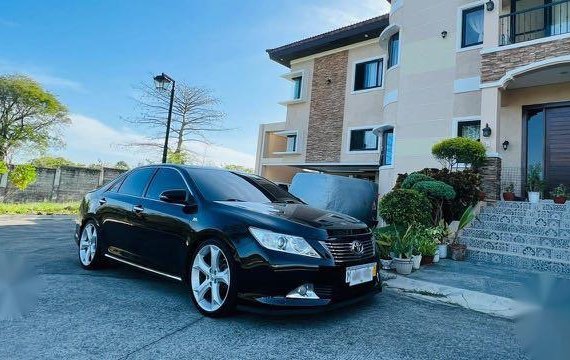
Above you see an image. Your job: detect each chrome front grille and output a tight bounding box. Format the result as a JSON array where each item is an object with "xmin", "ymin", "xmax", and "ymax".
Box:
[{"xmin": 323, "ymin": 233, "xmax": 375, "ymax": 263}]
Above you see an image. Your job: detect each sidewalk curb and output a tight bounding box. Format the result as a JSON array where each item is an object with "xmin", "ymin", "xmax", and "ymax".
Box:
[{"xmin": 381, "ymin": 271, "xmax": 538, "ymax": 319}]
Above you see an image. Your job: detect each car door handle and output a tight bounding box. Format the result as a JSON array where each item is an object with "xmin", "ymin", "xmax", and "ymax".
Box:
[
  {"xmin": 99, "ymin": 198, "xmax": 107, "ymax": 205},
  {"xmin": 132, "ymin": 205, "xmax": 144, "ymax": 214}
]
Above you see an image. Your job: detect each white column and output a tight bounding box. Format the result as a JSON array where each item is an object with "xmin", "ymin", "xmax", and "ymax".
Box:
[
  {"xmin": 481, "ymin": 86, "xmax": 502, "ymax": 155},
  {"xmin": 483, "ymin": 0, "xmax": 502, "ymax": 49}
]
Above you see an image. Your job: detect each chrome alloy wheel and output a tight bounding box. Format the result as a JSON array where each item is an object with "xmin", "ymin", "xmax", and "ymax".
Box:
[
  {"xmin": 191, "ymin": 244, "xmax": 230, "ymax": 312},
  {"xmin": 79, "ymin": 223, "xmax": 98, "ymax": 266}
]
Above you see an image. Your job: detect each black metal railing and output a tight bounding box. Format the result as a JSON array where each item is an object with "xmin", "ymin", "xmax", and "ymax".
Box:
[{"xmin": 499, "ymin": 0, "xmax": 570, "ymax": 46}]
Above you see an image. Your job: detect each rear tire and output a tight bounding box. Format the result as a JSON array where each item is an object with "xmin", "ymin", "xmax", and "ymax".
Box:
[
  {"xmin": 189, "ymin": 239, "xmax": 237, "ymax": 317},
  {"xmin": 78, "ymin": 220, "xmax": 104, "ymax": 270}
]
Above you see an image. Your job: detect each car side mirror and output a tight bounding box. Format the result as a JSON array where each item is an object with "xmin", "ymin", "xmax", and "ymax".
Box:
[{"xmin": 159, "ymin": 189, "xmax": 190, "ymax": 204}]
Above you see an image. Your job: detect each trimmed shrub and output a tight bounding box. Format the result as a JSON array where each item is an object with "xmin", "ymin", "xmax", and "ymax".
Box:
[
  {"xmin": 378, "ymin": 189, "xmax": 432, "ymax": 227},
  {"xmin": 0, "ymin": 160, "xmax": 7, "ymax": 175},
  {"xmin": 395, "ymin": 168, "xmax": 480, "ymax": 222},
  {"xmin": 401, "ymin": 173, "xmax": 433, "ymax": 189},
  {"xmin": 412, "ymin": 180, "xmax": 456, "ymax": 200},
  {"xmin": 432, "ymin": 137, "xmax": 486, "ymax": 170}
]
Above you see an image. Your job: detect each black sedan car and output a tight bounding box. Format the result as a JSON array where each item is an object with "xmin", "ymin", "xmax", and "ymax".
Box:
[{"xmin": 75, "ymin": 165, "xmax": 380, "ymax": 316}]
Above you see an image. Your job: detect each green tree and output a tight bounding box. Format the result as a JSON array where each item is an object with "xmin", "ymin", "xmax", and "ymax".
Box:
[
  {"xmin": 31, "ymin": 156, "xmax": 76, "ymax": 168},
  {"xmin": 0, "ymin": 160, "xmax": 7, "ymax": 175},
  {"xmin": 8, "ymin": 164, "xmax": 37, "ymax": 190},
  {"xmin": 0, "ymin": 75, "xmax": 70, "ymax": 161},
  {"xmin": 223, "ymin": 164, "xmax": 254, "ymax": 174},
  {"xmin": 114, "ymin": 160, "xmax": 130, "ymax": 170},
  {"xmin": 432, "ymin": 137, "xmax": 486, "ymax": 170}
]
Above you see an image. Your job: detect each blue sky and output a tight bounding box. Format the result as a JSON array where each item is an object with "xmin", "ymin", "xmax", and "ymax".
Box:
[{"xmin": 0, "ymin": 0, "xmax": 389, "ymax": 167}]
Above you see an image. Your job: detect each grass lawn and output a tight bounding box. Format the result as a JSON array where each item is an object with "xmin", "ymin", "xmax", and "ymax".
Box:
[{"xmin": 0, "ymin": 202, "xmax": 80, "ymax": 215}]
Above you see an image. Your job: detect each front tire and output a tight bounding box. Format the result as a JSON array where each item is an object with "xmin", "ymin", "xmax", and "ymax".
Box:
[
  {"xmin": 78, "ymin": 220, "xmax": 104, "ymax": 269},
  {"xmin": 189, "ymin": 239, "xmax": 237, "ymax": 317}
]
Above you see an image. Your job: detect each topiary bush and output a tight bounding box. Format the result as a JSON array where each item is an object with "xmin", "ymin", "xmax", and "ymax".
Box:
[
  {"xmin": 395, "ymin": 168, "xmax": 480, "ymax": 222},
  {"xmin": 432, "ymin": 137, "xmax": 486, "ymax": 170},
  {"xmin": 0, "ymin": 160, "xmax": 7, "ymax": 175},
  {"xmin": 412, "ymin": 180, "xmax": 456, "ymax": 200},
  {"xmin": 378, "ymin": 189, "xmax": 432, "ymax": 227},
  {"xmin": 401, "ymin": 173, "xmax": 434, "ymax": 189}
]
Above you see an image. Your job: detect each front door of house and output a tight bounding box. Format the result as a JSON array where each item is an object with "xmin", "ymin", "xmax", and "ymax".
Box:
[{"xmin": 525, "ymin": 104, "xmax": 570, "ymax": 196}]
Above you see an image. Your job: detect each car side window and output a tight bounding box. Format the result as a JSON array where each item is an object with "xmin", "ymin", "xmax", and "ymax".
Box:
[
  {"xmin": 145, "ymin": 168, "xmax": 188, "ymax": 200},
  {"xmin": 117, "ymin": 168, "xmax": 156, "ymax": 197}
]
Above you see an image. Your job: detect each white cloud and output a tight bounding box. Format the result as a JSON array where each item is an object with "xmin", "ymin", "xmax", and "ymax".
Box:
[
  {"xmin": 305, "ymin": 0, "xmax": 390, "ymax": 30},
  {"xmin": 46, "ymin": 114, "xmax": 255, "ymax": 168},
  {"xmin": 0, "ymin": 59, "xmax": 84, "ymax": 92}
]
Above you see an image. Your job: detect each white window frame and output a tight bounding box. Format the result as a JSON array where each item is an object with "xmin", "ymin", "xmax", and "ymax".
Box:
[
  {"xmin": 387, "ymin": 32, "xmax": 401, "ymax": 70},
  {"xmin": 279, "ymin": 70, "xmax": 307, "ymax": 105},
  {"xmin": 451, "ymin": 116, "xmax": 482, "ymax": 138},
  {"xmin": 272, "ymin": 130, "xmax": 300, "ymax": 155},
  {"xmin": 346, "ymin": 125, "xmax": 381, "ymax": 154},
  {"xmin": 351, "ymin": 56, "xmax": 385, "ymax": 94},
  {"xmin": 456, "ymin": 1, "xmax": 485, "ymax": 53}
]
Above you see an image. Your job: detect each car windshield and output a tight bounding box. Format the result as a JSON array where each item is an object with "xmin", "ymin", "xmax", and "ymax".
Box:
[{"xmin": 187, "ymin": 169, "xmax": 302, "ymax": 204}]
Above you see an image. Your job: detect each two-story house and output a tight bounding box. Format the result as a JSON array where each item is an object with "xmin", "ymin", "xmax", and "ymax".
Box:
[{"xmin": 256, "ymin": 0, "xmax": 570, "ymax": 200}]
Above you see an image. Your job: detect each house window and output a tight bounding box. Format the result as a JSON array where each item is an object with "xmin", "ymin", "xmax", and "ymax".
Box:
[
  {"xmin": 350, "ymin": 128, "xmax": 378, "ymax": 151},
  {"xmin": 388, "ymin": 33, "xmax": 400, "ymax": 68},
  {"xmin": 381, "ymin": 129, "xmax": 394, "ymax": 166},
  {"xmin": 458, "ymin": 120, "xmax": 481, "ymax": 140},
  {"xmin": 286, "ymin": 134, "xmax": 297, "ymax": 152},
  {"xmin": 354, "ymin": 59, "xmax": 383, "ymax": 91},
  {"xmin": 461, "ymin": 5, "xmax": 484, "ymax": 48},
  {"xmin": 292, "ymin": 76, "xmax": 302, "ymax": 99}
]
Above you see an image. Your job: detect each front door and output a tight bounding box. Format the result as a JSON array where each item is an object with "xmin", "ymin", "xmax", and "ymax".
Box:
[
  {"xmin": 525, "ymin": 103, "xmax": 570, "ymax": 196},
  {"xmin": 545, "ymin": 106, "xmax": 570, "ymax": 192}
]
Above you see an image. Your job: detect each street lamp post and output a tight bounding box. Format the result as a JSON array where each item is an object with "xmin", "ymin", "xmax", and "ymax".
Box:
[{"xmin": 153, "ymin": 73, "xmax": 176, "ymax": 163}]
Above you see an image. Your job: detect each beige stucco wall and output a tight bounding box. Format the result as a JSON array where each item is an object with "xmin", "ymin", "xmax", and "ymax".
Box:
[
  {"xmin": 261, "ymin": 165, "xmax": 304, "ymax": 185},
  {"xmin": 340, "ymin": 42, "xmax": 385, "ymax": 163}
]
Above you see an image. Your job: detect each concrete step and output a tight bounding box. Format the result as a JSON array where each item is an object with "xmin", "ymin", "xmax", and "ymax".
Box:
[
  {"xmin": 467, "ymin": 220, "xmax": 570, "ymax": 239},
  {"xmin": 463, "ymin": 237, "xmax": 570, "ymax": 264},
  {"xmin": 475, "ymin": 213, "xmax": 568, "ymax": 229},
  {"xmin": 462, "ymin": 228, "xmax": 570, "ymax": 250},
  {"xmin": 480, "ymin": 206, "xmax": 570, "ymax": 219},
  {"xmin": 467, "ymin": 248, "xmax": 570, "ymax": 276}
]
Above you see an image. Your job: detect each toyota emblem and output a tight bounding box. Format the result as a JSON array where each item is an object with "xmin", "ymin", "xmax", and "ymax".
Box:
[{"xmin": 351, "ymin": 241, "xmax": 364, "ymax": 255}]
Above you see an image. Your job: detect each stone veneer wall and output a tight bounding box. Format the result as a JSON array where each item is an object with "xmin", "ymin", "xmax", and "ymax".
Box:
[
  {"xmin": 481, "ymin": 37, "xmax": 570, "ymax": 82},
  {"xmin": 479, "ymin": 157, "xmax": 502, "ymax": 201},
  {"xmin": 305, "ymin": 50, "xmax": 348, "ymax": 162}
]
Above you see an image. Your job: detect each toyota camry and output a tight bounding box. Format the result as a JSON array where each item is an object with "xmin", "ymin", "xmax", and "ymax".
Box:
[{"xmin": 75, "ymin": 165, "xmax": 381, "ymax": 317}]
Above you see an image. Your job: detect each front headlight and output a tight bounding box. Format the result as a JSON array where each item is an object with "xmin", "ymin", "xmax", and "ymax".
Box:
[{"xmin": 249, "ymin": 227, "xmax": 321, "ymax": 258}]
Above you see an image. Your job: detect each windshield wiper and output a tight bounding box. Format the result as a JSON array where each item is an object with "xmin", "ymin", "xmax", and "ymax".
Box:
[
  {"xmin": 222, "ymin": 198, "xmax": 246, "ymax": 202},
  {"xmin": 274, "ymin": 198, "xmax": 299, "ymax": 204}
]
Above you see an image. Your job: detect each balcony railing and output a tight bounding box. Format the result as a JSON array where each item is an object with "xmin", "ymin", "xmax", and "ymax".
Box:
[{"xmin": 499, "ymin": 0, "xmax": 570, "ymax": 46}]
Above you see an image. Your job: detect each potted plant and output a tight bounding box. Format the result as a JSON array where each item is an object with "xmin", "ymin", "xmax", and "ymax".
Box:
[
  {"xmin": 418, "ymin": 237, "xmax": 438, "ymax": 265},
  {"xmin": 502, "ymin": 183, "xmax": 515, "ymax": 201},
  {"xmin": 433, "ymin": 249, "xmax": 440, "ymax": 263},
  {"xmin": 390, "ymin": 226, "xmax": 414, "ymax": 275},
  {"xmin": 449, "ymin": 206, "xmax": 476, "ymax": 261},
  {"xmin": 428, "ymin": 222, "xmax": 450, "ymax": 259},
  {"xmin": 527, "ymin": 164, "xmax": 545, "ymax": 204},
  {"xmin": 375, "ymin": 232, "xmax": 393, "ymax": 270},
  {"xmin": 552, "ymin": 184, "xmax": 568, "ymax": 204}
]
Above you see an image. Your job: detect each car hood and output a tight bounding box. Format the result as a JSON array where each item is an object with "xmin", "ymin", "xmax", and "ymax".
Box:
[{"xmin": 215, "ymin": 201, "xmax": 367, "ymax": 231}]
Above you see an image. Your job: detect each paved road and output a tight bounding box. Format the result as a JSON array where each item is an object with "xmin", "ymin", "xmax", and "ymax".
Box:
[{"xmin": 0, "ymin": 216, "xmax": 528, "ymax": 360}]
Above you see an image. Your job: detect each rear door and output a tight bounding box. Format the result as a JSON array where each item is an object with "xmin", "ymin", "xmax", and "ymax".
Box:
[
  {"xmin": 100, "ymin": 167, "xmax": 156, "ymax": 263},
  {"xmin": 137, "ymin": 168, "xmax": 194, "ymax": 275}
]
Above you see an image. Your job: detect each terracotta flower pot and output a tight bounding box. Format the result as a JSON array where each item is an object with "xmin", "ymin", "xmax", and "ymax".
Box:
[
  {"xmin": 554, "ymin": 196, "xmax": 567, "ymax": 204},
  {"xmin": 450, "ymin": 244, "xmax": 467, "ymax": 261},
  {"xmin": 420, "ymin": 255, "xmax": 434, "ymax": 265},
  {"xmin": 503, "ymin": 192, "xmax": 515, "ymax": 201}
]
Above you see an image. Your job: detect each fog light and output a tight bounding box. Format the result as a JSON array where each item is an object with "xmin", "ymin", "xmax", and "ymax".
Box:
[{"xmin": 286, "ymin": 283, "xmax": 319, "ymax": 299}]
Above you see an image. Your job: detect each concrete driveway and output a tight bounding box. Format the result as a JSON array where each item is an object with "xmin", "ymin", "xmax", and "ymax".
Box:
[{"xmin": 0, "ymin": 216, "xmax": 527, "ymax": 360}]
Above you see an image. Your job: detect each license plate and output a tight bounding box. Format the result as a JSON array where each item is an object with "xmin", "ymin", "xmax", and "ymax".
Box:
[{"xmin": 345, "ymin": 263, "xmax": 376, "ymax": 286}]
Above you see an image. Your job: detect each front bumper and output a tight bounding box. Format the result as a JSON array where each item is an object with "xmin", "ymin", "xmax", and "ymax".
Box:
[{"xmin": 236, "ymin": 258, "xmax": 382, "ymax": 313}]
